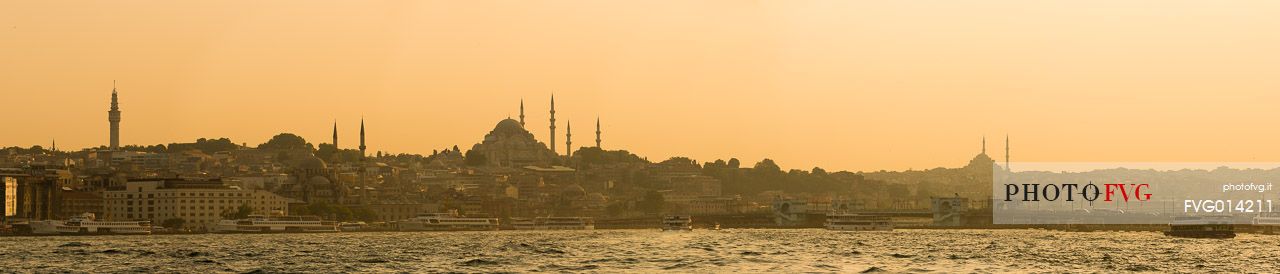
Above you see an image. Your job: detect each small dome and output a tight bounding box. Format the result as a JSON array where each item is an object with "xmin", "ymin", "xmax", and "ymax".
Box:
[
  {"xmin": 297, "ymin": 155, "xmax": 327, "ymax": 170},
  {"xmin": 562, "ymin": 184, "xmax": 586, "ymax": 196},
  {"xmin": 307, "ymin": 176, "xmax": 331, "ymax": 185},
  {"xmin": 584, "ymin": 193, "xmax": 607, "ymax": 203}
]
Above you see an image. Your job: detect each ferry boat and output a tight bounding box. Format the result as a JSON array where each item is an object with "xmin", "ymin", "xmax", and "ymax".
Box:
[
  {"xmin": 397, "ymin": 212, "xmax": 499, "ymax": 231},
  {"xmin": 509, "ymin": 218, "xmax": 537, "ymax": 230},
  {"xmin": 1252, "ymin": 213, "xmax": 1280, "ymax": 234},
  {"xmin": 339, "ymin": 222, "xmax": 369, "ymax": 232},
  {"xmin": 213, "ymin": 215, "xmax": 339, "ymax": 233},
  {"xmin": 537, "ymin": 217, "xmax": 595, "ymax": 230},
  {"xmin": 661, "ymin": 215, "xmax": 693, "ymax": 231},
  {"xmin": 28, "ymin": 213, "xmax": 152, "ymax": 235},
  {"xmin": 825, "ymin": 213, "xmax": 893, "ymax": 231},
  {"xmin": 1165, "ymin": 216, "xmax": 1235, "ymax": 238},
  {"xmin": 27, "ymin": 220, "xmax": 62, "ymax": 235},
  {"xmin": 507, "ymin": 217, "xmax": 594, "ymax": 230}
]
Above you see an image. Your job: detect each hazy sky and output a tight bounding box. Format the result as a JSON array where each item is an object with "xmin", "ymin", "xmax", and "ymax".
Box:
[{"xmin": 3, "ymin": 1, "xmax": 1280, "ymax": 172}]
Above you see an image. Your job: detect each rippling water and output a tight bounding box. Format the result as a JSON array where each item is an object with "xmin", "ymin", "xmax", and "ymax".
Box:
[{"xmin": 0, "ymin": 229, "xmax": 1274, "ymax": 273}]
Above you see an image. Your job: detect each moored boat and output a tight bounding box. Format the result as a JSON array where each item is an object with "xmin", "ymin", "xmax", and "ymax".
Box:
[
  {"xmin": 213, "ymin": 215, "xmax": 339, "ymax": 233},
  {"xmin": 397, "ymin": 212, "xmax": 499, "ymax": 231},
  {"xmin": 339, "ymin": 222, "xmax": 369, "ymax": 232},
  {"xmin": 661, "ymin": 215, "xmax": 693, "ymax": 231},
  {"xmin": 509, "ymin": 218, "xmax": 537, "ymax": 230},
  {"xmin": 1165, "ymin": 216, "xmax": 1235, "ymax": 238},
  {"xmin": 536, "ymin": 217, "xmax": 595, "ymax": 230},
  {"xmin": 825, "ymin": 212, "xmax": 893, "ymax": 231},
  {"xmin": 1252, "ymin": 213, "xmax": 1280, "ymax": 234},
  {"xmin": 50, "ymin": 213, "xmax": 152, "ymax": 235}
]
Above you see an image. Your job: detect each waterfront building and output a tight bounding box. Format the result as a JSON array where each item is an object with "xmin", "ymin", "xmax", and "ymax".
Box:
[
  {"xmin": 2, "ymin": 166, "xmax": 71, "ymax": 221},
  {"xmin": 103, "ymin": 178, "xmax": 292, "ymax": 231},
  {"xmin": 663, "ymin": 175, "xmax": 723, "ymax": 202},
  {"xmin": 932, "ymin": 196, "xmax": 970, "ymax": 226},
  {"xmin": 361, "ymin": 203, "xmax": 438, "ymax": 222},
  {"xmin": 683, "ymin": 196, "xmax": 748, "ymax": 215},
  {"xmin": 60, "ymin": 190, "xmax": 103, "ymax": 218},
  {"xmin": 2, "ymin": 176, "xmax": 15, "ymax": 220}
]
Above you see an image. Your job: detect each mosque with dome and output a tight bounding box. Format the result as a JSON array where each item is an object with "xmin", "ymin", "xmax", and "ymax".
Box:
[{"xmin": 468, "ymin": 96, "xmax": 603, "ymax": 169}]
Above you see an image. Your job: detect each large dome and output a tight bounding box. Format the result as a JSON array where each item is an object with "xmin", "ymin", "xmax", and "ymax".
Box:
[
  {"xmin": 297, "ymin": 155, "xmax": 327, "ymax": 170},
  {"xmin": 307, "ymin": 176, "xmax": 331, "ymax": 185},
  {"xmin": 490, "ymin": 119, "xmax": 528, "ymax": 137}
]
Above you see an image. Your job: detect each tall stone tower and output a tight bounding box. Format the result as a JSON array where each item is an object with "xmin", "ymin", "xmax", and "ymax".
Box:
[
  {"xmin": 549, "ymin": 95, "xmax": 557, "ymax": 156},
  {"xmin": 519, "ymin": 99, "xmax": 526, "ymax": 127},
  {"xmin": 565, "ymin": 120, "xmax": 572, "ymax": 157},
  {"xmin": 595, "ymin": 117, "xmax": 601, "ymax": 148},
  {"xmin": 332, "ymin": 121, "xmax": 339, "ymax": 148},
  {"xmin": 359, "ymin": 118, "xmax": 367, "ymax": 157},
  {"xmin": 108, "ymin": 81, "xmax": 121, "ymax": 150}
]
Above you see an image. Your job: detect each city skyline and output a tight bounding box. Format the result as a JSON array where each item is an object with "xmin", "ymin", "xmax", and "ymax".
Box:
[
  {"xmin": 16, "ymin": 88, "xmax": 1018, "ymax": 172},
  {"xmin": 6, "ymin": 1, "xmax": 1280, "ymax": 171}
]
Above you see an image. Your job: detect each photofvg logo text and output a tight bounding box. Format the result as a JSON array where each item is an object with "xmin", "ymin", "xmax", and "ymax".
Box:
[
  {"xmin": 1004, "ymin": 182, "xmax": 1151, "ymax": 203},
  {"xmin": 992, "ymin": 162, "xmax": 1280, "ymax": 225}
]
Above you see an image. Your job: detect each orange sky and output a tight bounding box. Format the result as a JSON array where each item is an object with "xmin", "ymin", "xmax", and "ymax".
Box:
[{"xmin": 3, "ymin": 1, "xmax": 1280, "ymax": 172}]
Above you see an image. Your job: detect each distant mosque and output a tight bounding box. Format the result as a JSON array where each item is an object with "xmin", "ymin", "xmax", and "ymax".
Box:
[
  {"xmin": 281, "ymin": 118, "xmax": 369, "ymax": 204},
  {"xmin": 967, "ymin": 135, "xmax": 1011, "ymax": 171},
  {"xmin": 468, "ymin": 95, "xmax": 605, "ymax": 168}
]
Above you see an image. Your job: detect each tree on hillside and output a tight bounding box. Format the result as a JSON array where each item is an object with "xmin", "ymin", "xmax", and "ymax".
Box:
[
  {"xmin": 167, "ymin": 138, "xmax": 238, "ymax": 154},
  {"xmin": 754, "ymin": 159, "xmax": 782, "ymax": 174},
  {"xmin": 258, "ymin": 133, "xmax": 313, "ymax": 150},
  {"xmin": 222, "ymin": 203, "xmax": 255, "ymax": 220},
  {"xmin": 316, "ymin": 143, "xmax": 338, "ymax": 160},
  {"xmin": 637, "ymin": 190, "xmax": 665, "ymax": 214},
  {"xmin": 464, "ymin": 150, "xmax": 487, "ymax": 166},
  {"xmin": 811, "ymin": 167, "xmax": 828, "ymax": 176}
]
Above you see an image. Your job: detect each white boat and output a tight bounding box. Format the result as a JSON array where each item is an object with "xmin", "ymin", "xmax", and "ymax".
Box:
[
  {"xmin": 537, "ymin": 217, "xmax": 595, "ymax": 230},
  {"xmin": 213, "ymin": 215, "xmax": 339, "ymax": 233},
  {"xmin": 49, "ymin": 213, "xmax": 152, "ymax": 235},
  {"xmin": 661, "ymin": 215, "xmax": 693, "ymax": 231},
  {"xmin": 825, "ymin": 213, "xmax": 893, "ymax": 231},
  {"xmin": 397, "ymin": 212, "xmax": 499, "ymax": 231}
]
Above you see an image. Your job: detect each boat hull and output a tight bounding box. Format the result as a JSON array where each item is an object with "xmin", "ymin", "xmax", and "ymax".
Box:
[
  {"xmin": 826, "ymin": 224, "xmax": 893, "ymax": 231},
  {"xmin": 213, "ymin": 226, "xmax": 340, "ymax": 233},
  {"xmin": 397, "ymin": 223, "xmax": 498, "ymax": 231},
  {"xmin": 1163, "ymin": 230, "xmax": 1236, "ymax": 239},
  {"xmin": 661, "ymin": 226, "xmax": 693, "ymax": 231}
]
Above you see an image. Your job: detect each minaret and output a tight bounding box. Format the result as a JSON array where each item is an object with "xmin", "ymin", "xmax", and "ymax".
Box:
[
  {"xmin": 565, "ymin": 120, "xmax": 572, "ymax": 157},
  {"xmin": 108, "ymin": 80, "xmax": 121, "ymax": 150},
  {"xmin": 519, "ymin": 99, "xmax": 526, "ymax": 127},
  {"xmin": 982, "ymin": 135, "xmax": 986, "ymax": 155},
  {"xmin": 332, "ymin": 121, "xmax": 339, "ymax": 148},
  {"xmin": 52, "ymin": 139, "xmax": 57, "ymax": 153},
  {"xmin": 359, "ymin": 118, "xmax": 367, "ymax": 157},
  {"xmin": 1004, "ymin": 135, "xmax": 1010, "ymax": 171},
  {"xmin": 595, "ymin": 117, "xmax": 602, "ymax": 148},
  {"xmin": 549, "ymin": 95, "xmax": 557, "ymax": 156}
]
